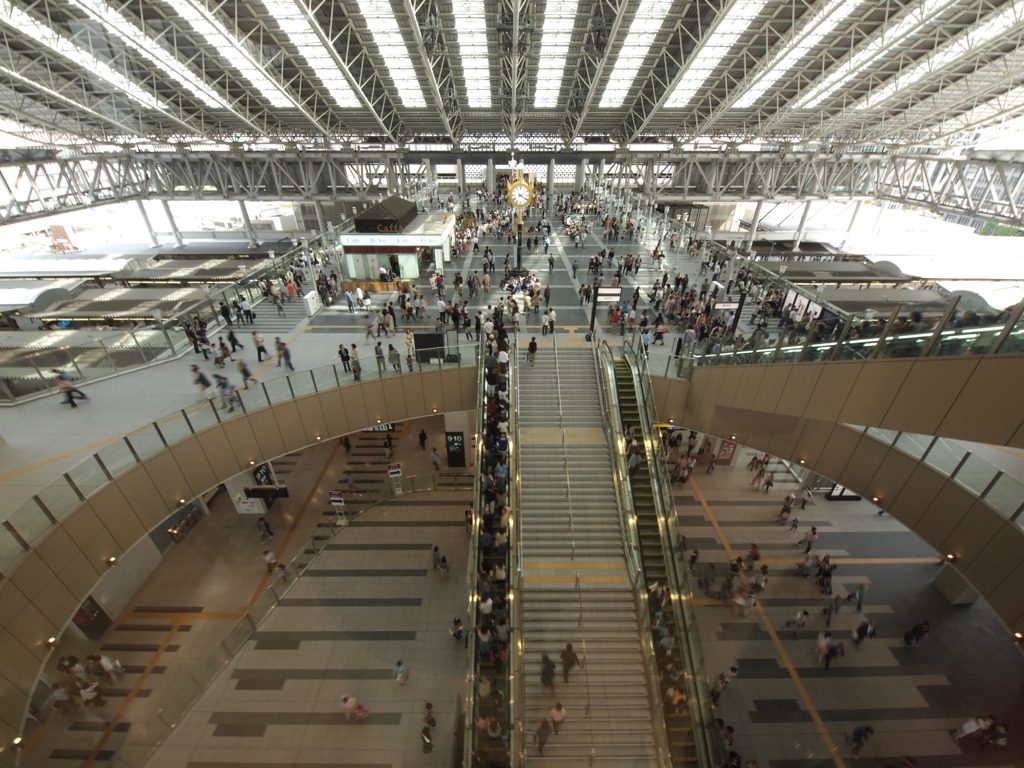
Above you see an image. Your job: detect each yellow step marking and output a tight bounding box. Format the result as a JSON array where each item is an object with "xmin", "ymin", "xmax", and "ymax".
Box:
[
  {"xmin": 523, "ymin": 573, "xmax": 629, "ymax": 584},
  {"xmin": 523, "ymin": 561, "xmax": 625, "ymax": 570}
]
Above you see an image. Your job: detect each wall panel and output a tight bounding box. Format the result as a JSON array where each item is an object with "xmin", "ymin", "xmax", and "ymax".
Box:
[
  {"xmin": 939, "ymin": 503, "xmax": 1004, "ymax": 571},
  {"xmin": 803, "ymin": 361, "xmax": 859, "ymax": 423},
  {"xmin": 143, "ymin": 450, "xmax": 192, "ymax": 511},
  {"xmin": 839, "ymin": 359, "xmax": 914, "ymax": 427},
  {"xmin": 196, "ymin": 427, "xmax": 239, "ymax": 484},
  {"xmin": 379, "ymin": 377, "xmax": 411, "ymax": 421},
  {"xmin": 913, "ymin": 481, "xmax": 974, "ymax": 545},
  {"xmin": 169, "ymin": 443, "xmax": 219, "ymax": 496},
  {"xmin": 113, "ymin": 465, "xmax": 170, "ymax": 529},
  {"xmin": 881, "ymin": 357, "xmax": 978, "ymax": 435},
  {"xmin": 963, "ymin": 526, "xmax": 1024, "ymax": 594},
  {"xmin": 940, "ymin": 357, "xmax": 1024, "ymax": 445},
  {"xmin": 776, "ymin": 364, "xmax": 822, "ymax": 417},
  {"xmin": 271, "ymin": 400, "xmax": 307, "ymax": 452}
]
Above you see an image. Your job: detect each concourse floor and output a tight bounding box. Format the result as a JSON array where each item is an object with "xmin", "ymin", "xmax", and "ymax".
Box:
[
  {"xmin": 679, "ymin": 452, "xmax": 1024, "ymax": 768},
  {"xmin": 19, "ymin": 422, "xmax": 472, "ymax": 768}
]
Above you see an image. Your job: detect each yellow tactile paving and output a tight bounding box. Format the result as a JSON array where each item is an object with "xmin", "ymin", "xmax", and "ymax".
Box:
[
  {"xmin": 523, "ymin": 573, "xmax": 630, "ymax": 584},
  {"xmin": 522, "ymin": 561, "xmax": 625, "ymax": 570}
]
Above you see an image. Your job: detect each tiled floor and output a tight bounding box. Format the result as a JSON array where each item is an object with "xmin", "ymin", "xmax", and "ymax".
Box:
[
  {"xmin": 20, "ymin": 421, "xmax": 471, "ymax": 768},
  {"xmin": 679, "ymin": 452, "xmax": 1024, "ymax": 768}
]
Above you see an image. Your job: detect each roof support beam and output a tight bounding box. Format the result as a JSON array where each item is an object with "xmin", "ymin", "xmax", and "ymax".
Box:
[
  {"xmin": 497, "ymin": 0, "xmax": 535, "ymax": 144},
  {"xmin": 402, "ymin": 0, "xmax": 464, "ymax": 145}
]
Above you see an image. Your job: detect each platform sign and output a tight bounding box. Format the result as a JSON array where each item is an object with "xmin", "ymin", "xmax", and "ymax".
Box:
[
  {"xmin": 329, "ymin": 490, "xmax": 346, "ymax": 506},
  {"xmin": 388, "ymin": 463, "xmax": 402, "ymax": 478}
]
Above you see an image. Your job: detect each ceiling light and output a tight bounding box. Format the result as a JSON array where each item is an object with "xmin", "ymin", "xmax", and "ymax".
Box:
[
  {"xmin": 534, "ymin": 0, "xmax": 580, "ymax": 108},
  {"xmin": 451, "ymin": 0, "xmax": 492, "ymax": 108},
  {"xmin": 106, "ymin": 556, "xmax": 117, "ymax": 567},
  {"xmin": 600, "ymin": 0, "xmax": 675, "ymax": 108},
  {"xmin": 356, "ymin": 0, "xmax": 427, "ymax": 107},
  {"xmin": 665, "ymin": 0, "xmax": 770, "ymax": 108}
]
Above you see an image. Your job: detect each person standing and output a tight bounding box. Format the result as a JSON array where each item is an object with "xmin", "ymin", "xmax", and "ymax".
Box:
[
  {"xmin": 338, "ymin": 344, "xmax": 351, "ymax": 372},
  {"xmin": 560, "ymin": 643, "xmax": 582, "ymax": 683},
  {"xmin": 786, "ymin": 610, "xmax": 810, "ymax": 639},
  {"xmin": 801, "ymin": 526, "xmax": 818, "ymax": 554},
  {"xmin": 419, "ymin": 429, "xmax": 428, "ymax": 449},
  {"xmin": 393, "ymin": 660, "xmax": 409, "ymax": 685},
  {"xmin": 350, "ymin": 344, "xmax": 361, "ymax": 380},
  {"xmin": 550, "ymin": 703, "xmax": 568, "ymax": 734},
  {"xmin": 388, "ymin": 343, "xmax": 401, "ymax": 372},
  {"xmin": 527, "ymin": 336, "xmax": 538, "ymax": 367}
]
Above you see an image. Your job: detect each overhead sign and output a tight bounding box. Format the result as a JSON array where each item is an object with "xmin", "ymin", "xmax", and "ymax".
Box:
[
  {"xmin": 329, "ymin": 490, "xmax": 346, "ymax": 505},
  {"xmin": 339, "ymin": 233, "xmax": 445, "ymax": 247},
  {"xmin": 388, "ymin": 463, "xmax": 402, "ymax": 478}
]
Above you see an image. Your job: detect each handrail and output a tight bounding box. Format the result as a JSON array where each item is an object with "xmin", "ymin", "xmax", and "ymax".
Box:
[
  {"xmin": 593, "ymin": 339, "xmax": 673, "ymax": 767},
  {"xmin": 622, "ymin": 336, "xmax": 726, "ymax": 768},
  {"xmin": 507, "ymin": 330, "xmax": 521, "ymax": 767}
]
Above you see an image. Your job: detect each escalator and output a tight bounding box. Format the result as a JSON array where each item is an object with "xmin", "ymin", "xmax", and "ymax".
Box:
[{"xmin": 614, "ymin": 358, "xmax": 696, "ymax": 766}]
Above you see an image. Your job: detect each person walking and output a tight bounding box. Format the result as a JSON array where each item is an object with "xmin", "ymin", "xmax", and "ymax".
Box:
[
  {"xmin": 853, "ymin": 620, "xmax": 877, "ymax": 647},
  {"xmin": 278, "ymin": 341, "xmax": 295, "ymax": 372},
  {"xmin": 786, "ymin": 609, "xmax": 810, "ymax": 639},
  {"xmin": 550, "ymin": 703, "xmax": 568, "ymax": 734},
  {"xmin": 422, "ymin": 700, "xmax": 437, "ymax": 729},
  {"xmin": 387, "ymin": 343, "xmax": 401, "ymax": 372},
  {"xmin": 844, "ymin": 725, "xmax": 874, "ymax": 757},
  {"xmin": 373, "ymin": 342, "xmax": 385, "ymax": 375},
  {"xmin": 258, "ymin": 517, "xmax": 274, "ymax": 539},
  {"xmin": 236, "ymin": 359, "xmax": 257, "ymax": 389},
  {"xmin": 560, "ymin": 643, "xmax": 582, "ymax": 683},
  {"xmin": 527, "ymin": 336, "xmax": 538, "ymax": 367},
  {"xmin": 534, "ymin": 719, "xmax": 553, "ymax": 755},
  {"xmin": 801, "ymin": 526, "xmax": 818, "ymax": 554},
  {"xmin": 541, "ymin": 653, "xmax": 556, "ymax": 689},
  {"xmin": 191, "ymin": 365, "xmax": 212, "ymax": 398},
  {"xmin": 904, "ymin": 621, "xmax": 929, "ymax": 647},
  {"xmin": 431, "ymin": 448, "xmax": 441, "ymax": 471},
  {"xmin": 763, "ymin": 471, "xmax": 775, "ymax": 494},
  {"xmin": 393, "ymin": 660, "xmax": 409, "ymax": 685},
  {"xmin": 419, "ymin": 429, "xmax": 428, "ymax": 449},
  {"xmin": 823, "ymin": 642, "xmax": 845, "ymax": 670},
  {"xmin": 252, "ymin": 332, "xmax": 268, "ymax": 362}
]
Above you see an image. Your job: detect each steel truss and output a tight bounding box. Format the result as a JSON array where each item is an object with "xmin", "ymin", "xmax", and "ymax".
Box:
[
  {"xmin": 497, "ymin": 0, "xmax": 534, "ymax": 144},
  {"xmin": 3, "ymin": 150, "xmax": 1024, "ymax": 228}
]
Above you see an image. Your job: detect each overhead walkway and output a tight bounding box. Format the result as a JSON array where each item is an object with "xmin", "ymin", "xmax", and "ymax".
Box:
[{"xmin": 516, "ymin": 344, "xmax": 663, "ymax": 764}]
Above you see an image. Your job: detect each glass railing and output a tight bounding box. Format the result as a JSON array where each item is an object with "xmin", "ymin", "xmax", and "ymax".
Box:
[
  {"xmin": 621, "ymin": 331, "xmax": 727, "ymax": 768},
  {"xmin": 34, "ymin": 475, "xmax": 458, "ymax": 768},
  {"xmin": 860, "ymin": 427, "xmax": 1024, "ymax": 528},
  {"xmin": 0, "ymin": 344, "xmax": 479, "ymax": 578}
]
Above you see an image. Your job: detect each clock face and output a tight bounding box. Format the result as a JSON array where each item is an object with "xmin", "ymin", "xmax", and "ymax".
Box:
[{"xmin": 510, "ymin": 184, "xmax": 530, "ymax": 207}]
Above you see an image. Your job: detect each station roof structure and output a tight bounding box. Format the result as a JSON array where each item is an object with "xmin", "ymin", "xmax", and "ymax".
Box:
[{"xmin": 0, "ymin": 0, "xmax": 1019, "ymax": 152}]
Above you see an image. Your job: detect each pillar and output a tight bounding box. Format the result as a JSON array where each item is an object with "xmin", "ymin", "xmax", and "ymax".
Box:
[
  {"xmin": 386, "ymin": 159, "xmax": 399, "ymax": 195},
  {"xmin": 161, "ymin": 199, "xmax": 184, "ymax": 248},
  {"xmin": 456, "ymin": 158, "xmax": 465, "ymax": 194},
  {"xmin": 486, "ymin": 158, "xmax": 495, "ymax": 194},
  {"xmin": 548, "ymin": 158, "xmax": 556, "ymax": 198},
  {"xmin": 237, "ymin": 200, "xmax": 258, "ymax": 248},
  {"xmin": 422, "ymin": 158, "xmax": 434, "ymax": 203},
  {"xmin": 314, "ymin": 201, "xmax": 328, "ymax": 235},
  {"xmin": 793, "ymin": 200, "xmax": 812, "ymax": 251},
  {"xmin": 839, "ymin": 200, "xmax": 863, "ymax": 252},
  {"xmin": 136, "ymin": 200, "xmax": 159, "ymax": 248},
  {"xmin": 745, "ymin": 200, "xmax": 763, "ymax": 254},
  {"xmin": 575, "ymin": 158, "xmax": 587, "ymax": 193}
]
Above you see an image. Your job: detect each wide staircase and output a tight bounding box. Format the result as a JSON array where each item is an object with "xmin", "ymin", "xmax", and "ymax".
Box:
[
  {"xmin": 517, "ymin": 345, "xmax": 660, "ymax": 764},
  {"xmin": 614, "ymin": 359, "xmax": 697, "ymax": 764}
]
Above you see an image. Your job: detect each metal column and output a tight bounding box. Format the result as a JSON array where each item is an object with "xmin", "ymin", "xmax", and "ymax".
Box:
[
  {"xmin": 238, "ymin": 200, "xmax": 258, "ymax": 248},
  {"xmin": 575, "ymin": 159, "xmax": 587, "ymax": 193},
  {"xmin": 793, "ymin": 200, "xmax": 812, "ymax": 251},
  {"xmin": 486, "ymin": 159, "xmax": 495, "ymax": 194},
  {"xmin": 136, "ymin": 200, "xmax": 160, "ymax": 248},
  {"xmin": 161, "ymin": 200, "xmax": 184, "ymax": 248},
  {"xmin": 745, "ymin": 200, "xmax": 763, "ymax": 254},
  {"xmin": 387, "ymin": 160, "xmax": 399, "ymax": 194},
  {"xmin": 839, "ymin": 200, "xmax": 863, "ymax": 253},
  {"xmin": 548, "ymin": 158, "xmax": 556, "ymax": 198},
  {"xmin": 314, "ymin": 201, "xmax": 328, "ymax": 235},
  {"xmin": 456, "ymin": 158, "xmax": 466, "ymax": 194}
]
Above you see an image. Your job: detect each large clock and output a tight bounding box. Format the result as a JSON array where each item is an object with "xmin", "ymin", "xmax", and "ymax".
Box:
[{"xmin": 509, "ymin": 180, "xmax": 532, "ymax": 208}]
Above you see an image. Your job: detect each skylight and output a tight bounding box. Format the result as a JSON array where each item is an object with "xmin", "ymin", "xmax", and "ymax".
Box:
[
  {"xmin": 262, "ymin": 0, "xmax": 362, "ymax": 107},
  {"xmin": 793, "ymin": 0, "xmax": 961, "ymax": 109},
  {"xmin": 69, "ymin": 0, "xmax": 230, "ymax": 111},
  {"xmin": 534, "ymin": 0, "xmax": 579, "ymax": 108},
  {"xmin": 356, "ymin": 0, "xmax": 427, "ymax": 107},
  {"xmin": 664, "ymin": 0, "xmax": 770, "ymax": 108},
  {"xmin": 0, "ymin": 4, "xmax": 166, "ymax": 112},
  {"xmin": 451, "ymin": 0, "xmax": 492, "ymax": 108},
  {"xmin": 733, "ymin": 0, "xmax": 861, "ymax": 109},
  {"xmin": 857, "ymin": 0, "xmax": 1024, "ymax": 111},
  {"xmin": 599, "ymin": 0, "xmax": 675, "ymax": 108},
  {"xmin": 164, "ymin": 0, "xmax": 295, "ymax": 109}
]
